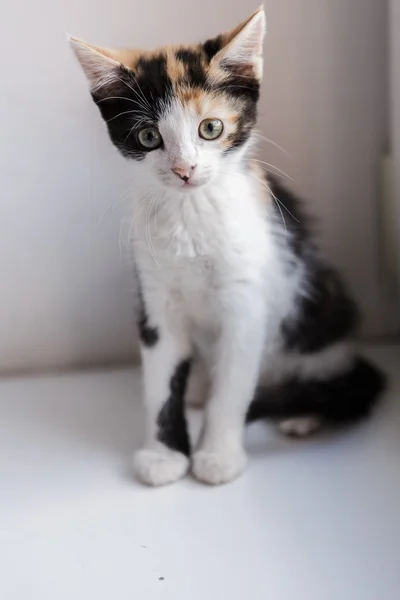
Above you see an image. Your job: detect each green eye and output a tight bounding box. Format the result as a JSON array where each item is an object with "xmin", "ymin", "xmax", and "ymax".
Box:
[
  {"xmin": 199, "ymin": 118, "xmax": 224, "ymax": 140},
  {"xmin": 137, "ymin": 126, "xmax": 162, "ymax": 150}
]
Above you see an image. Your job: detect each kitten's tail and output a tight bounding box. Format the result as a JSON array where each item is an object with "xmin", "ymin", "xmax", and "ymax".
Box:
[{"xmin": 246, "ymin": 356, "xmax": 386, "ymax": 426}]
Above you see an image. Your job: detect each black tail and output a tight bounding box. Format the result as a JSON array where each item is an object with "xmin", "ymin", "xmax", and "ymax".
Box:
[{"xmin": 247, "ymin": 356, "xmax": 386, "ymax": 425}]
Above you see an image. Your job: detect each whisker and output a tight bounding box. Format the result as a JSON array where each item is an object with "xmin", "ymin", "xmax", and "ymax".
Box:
[
  {"xmin": 98, "ymin": 95, "xmax": 141, "ymax": 105},
  {"xmin": 106, "ymin": 109, "xmax": 147, "ymax": 123},
  {"xmin": 124, "ymin": 116, "xmax": 153, "ymax": 143},
  {"xmin": 222, "ymin": 158, "xmax": 290, "ymax": 182},
  {"xmin": 95, "ymin": 175, "xmax": 138, "ymax": 227},
  {"xmin": 127, "ymin": 194, "xmax": 150, "ymax": 244},
  {"xmin": 153, "ymin": 192, "xmax": 160, "ymax": 236},
  {"xmin": 127, "ymin": 72, "xmax": 153, "ymax": 112},
  {"xmin": 145, "ymin": 194, "xmax": 160, "ymax": 268},
  {"xmin": 217, "ymin": 167, "xmax": 299, "ymax": 227},
  {"xmin": 252, "ymin": 132, "xmax": 291, "ymax": 158},
  {"xmin": 250, "ymin": 173, "xmax": 300, "ymax": 224},
  {"xmin": 96, "ymin": 191, "xmax": 132, "ymax": 228},
  {"xmin": 119, "ymin": 213, "xmax": 126, "ymax": 261},
  {"xmin": 264, "ymin": 185, "xmax": 300, "ymax": 224},
  {"xmin": 112, "ymin": 75, "xmax": 153, "ymax": 116},
  {"xmin": 120, "ymin": 193, "xmax": 154, "ymax": 265},
  {"xmin": 216, "ymin": 168, "xmax": 273, "ymax": 226},
  {"xmin": 271, "ymin": 191, "xmax": 286, "ymax": 230},
  {"xmin": 249, "ymin": 159, "xmax": 293, "ymax": 181},
  {"xmin": 217, "ymin": 84, "xmax": 259, "ymax": 93}
]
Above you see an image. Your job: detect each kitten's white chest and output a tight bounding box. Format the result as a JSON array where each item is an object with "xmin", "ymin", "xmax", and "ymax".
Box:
[
  {"xmin": 143, "ymin": 183, "xmax": 266, "ymax": 270},
  {"xmin": 133, "ymin": 177, "xmax": 272, "ymax": 328}
]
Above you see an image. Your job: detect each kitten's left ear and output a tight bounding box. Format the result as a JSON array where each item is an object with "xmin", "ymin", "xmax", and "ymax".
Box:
[
  {"xmin": 212, "ymin": 6, "xmax": 266, "ymax": 81},
  {"xmin": 69, "ymin": 36, "xmax": 124, "ymax": 91}
]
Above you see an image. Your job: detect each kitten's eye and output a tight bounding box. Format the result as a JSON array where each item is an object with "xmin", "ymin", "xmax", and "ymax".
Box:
[
  {"xmin": 199, "ymin": 118, "xmax": 224, "ymax": 140},
  {"xmin": 137, "ymin": 126, "xmax": 162, "ymax": 150}
]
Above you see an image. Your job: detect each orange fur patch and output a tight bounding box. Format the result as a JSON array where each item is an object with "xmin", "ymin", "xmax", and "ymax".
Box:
[{"xmin": 166, "ymin": 49, "xmax": 186, "ymax": 81}]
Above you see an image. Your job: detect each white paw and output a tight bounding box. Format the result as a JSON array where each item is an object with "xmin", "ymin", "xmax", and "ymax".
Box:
[
  {"xmin": 133, "ymin": 448, "xmax": 189, "ymax": 486},
  {"xmin": 192, "ymin": 448, "xmax": 247, "ymax": 485},
  {"xmin": 278, "ymin": 416, "xmax": 321, "ymax": 438}
]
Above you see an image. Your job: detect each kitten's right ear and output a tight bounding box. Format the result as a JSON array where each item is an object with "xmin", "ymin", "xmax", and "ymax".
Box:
[
  {"xmin": 211, "ymin": 6, "xmax": 266, "ymax": 81},
  {"xmin": 68, "ymin": 36, "xmax": 121, "ymax": 91}
]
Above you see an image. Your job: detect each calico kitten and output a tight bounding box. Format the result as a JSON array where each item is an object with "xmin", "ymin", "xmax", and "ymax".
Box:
[{"xmin": 70, "ymin": 6, "xmax": 385, "ymax": 486}]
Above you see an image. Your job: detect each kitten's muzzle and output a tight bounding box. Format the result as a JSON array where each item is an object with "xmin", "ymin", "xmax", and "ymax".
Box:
[{"xmin": 172, "ymin": 165, "xmax": 197, "ymax": 183}]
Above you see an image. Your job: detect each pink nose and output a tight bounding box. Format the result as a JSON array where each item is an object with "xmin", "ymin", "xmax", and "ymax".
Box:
[{"xmin": 172, "ymin": 165, "xmax": 196, "ymax": 182}]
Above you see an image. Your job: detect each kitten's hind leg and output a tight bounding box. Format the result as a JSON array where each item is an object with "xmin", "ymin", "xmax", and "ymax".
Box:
[
  {"xmin": 247, "ymin": 356, "xmax": 386, "ymax": 435},
  {"xmin": 278, "ymin": 416, "xmax": 322, "ymax": 438}
]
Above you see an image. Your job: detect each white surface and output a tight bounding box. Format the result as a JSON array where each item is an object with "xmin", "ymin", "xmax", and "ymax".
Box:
[
  {"xmin": 0, "ymin": 0, "xmax": 389, "ymax": 373},
  {"xmin": 1, "ymin": 346, "xmax": 399, "ymax": 600}
]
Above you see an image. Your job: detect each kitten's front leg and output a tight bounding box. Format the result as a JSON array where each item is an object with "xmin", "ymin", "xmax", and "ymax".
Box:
[
  {"xmin": 193, "ymin": 294, "xmax": 266, "ymax": 485},
  {"xmin": 185, "ymin": 356, "xmax": 209, "ymax": 408},
  {"xmin": 133, "ymin": 307, "xmax": 191, "ymax": 487}
]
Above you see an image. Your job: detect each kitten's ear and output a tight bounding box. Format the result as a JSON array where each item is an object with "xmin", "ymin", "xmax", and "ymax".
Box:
[
  {"xmin": 213, "ymin": 6, "xmax": 266, "ymax": 81},
  {"xmin": 69, "ymin": 36, "xmax": 122, "ymax": 91}
]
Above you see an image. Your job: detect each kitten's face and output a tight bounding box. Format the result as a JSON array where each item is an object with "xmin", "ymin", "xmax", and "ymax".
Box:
[{"xmin": 71, "ymin": 7, "xmax": 265, "ymax": 193}]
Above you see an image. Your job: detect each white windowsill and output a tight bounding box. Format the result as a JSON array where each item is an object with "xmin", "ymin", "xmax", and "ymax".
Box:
[{"xmin": 1, "ymin": 345, "xmax": 399, "ymax": 599}]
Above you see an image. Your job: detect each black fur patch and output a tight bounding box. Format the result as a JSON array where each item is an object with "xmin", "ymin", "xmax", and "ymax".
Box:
[
  {"xmin": 92, "ymin": 58, "xmax": 172, "ymax": 159},
  {"xmin": 136, "ymin": 278, "xmax": 159, "ymax": 347},
  {"xmin": 157, "ymin": 360, "xmax": 192, "ymax": 456},
  {"xmin": 217, "ymin": 74, "xmax": 259, "ymax": 152},
  {"xmin": 175, "ymin": 49, "xmax": 207, "ymax": 86},
  {"xmin": 202, "ymin": 35, "xmax": 261, "ymax": 140},
  {"xmin": 202, "ymin": 35, "xmax": 223, "ymax": 61},
  {"xmin": 247, "ymin": 357, "xmax": 386, "ymax": 425},
  {"xmin": 89, "ymin": 33, "xmax": 261, "ymax": 157},
  {"xmin": 137, "ymin": 305, "xmax": 159, "ymax": 348},
  {"xmin": 136, "ymin": 54, "xmax": 172, "ymax": 101},
  {"xmin": 224, "ymin": 112, "xmax": 255, "ymax": 153},
  {"xmin": 92, "ymin": 68, "xmax": 146, "ymax": 160},
  {"xmin": 281, "ymin": 262, "xmax": 359, "ymax": 353},
  {"xmin": 216, "ymin": 72, "xmax": 259, "ymax": 103},
  {"xmin": 266, "ymin": 177, "xmax": 359, "ymax": 353}
]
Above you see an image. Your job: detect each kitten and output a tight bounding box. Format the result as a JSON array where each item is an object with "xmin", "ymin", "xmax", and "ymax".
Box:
[{"xmin": 70, "ymin": 6, "xmax": 385, "ymax": 486}]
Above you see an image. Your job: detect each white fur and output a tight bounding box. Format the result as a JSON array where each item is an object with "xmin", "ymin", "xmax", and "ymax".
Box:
[
  {"xmin": 192, "ymin": 447, "xmax": 247, "ymax": 485},
  {"xmin": 145, "ymin": 97, "xmax": 247, "ymax": 192},
  {"xmin": 134, "ymin": 444, "xmax": 190, "ymax": 486},
  {"xmin": 260, "ymin": 341, "xmax": 354, "ymax": 387},
  {"xmin": 70, "ymin": 9, "xmax": 356, "ymax": 487},
  {"xmin": 133, "ymin": 161, "xmax": 272, "ymax": 485},
  {"xmin": 126, "ymin": 86, "xmax": 356, "ymax": 485},
  {"xmin": 186, "ymin": 357, "xmax": 209, "ymax": 407}
]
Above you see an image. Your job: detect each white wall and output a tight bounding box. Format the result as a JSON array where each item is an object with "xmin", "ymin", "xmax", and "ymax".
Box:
[
  {"xmin": 0, "ymin": 0, "xmax": 389, "ymax": 373},
  {"xmin": 262, "ymin": 1, "xmax": 389, "ymax": 335},
  {"xmin": 390, "ymin": 0, "xmax": 400, "ymax": 304}
]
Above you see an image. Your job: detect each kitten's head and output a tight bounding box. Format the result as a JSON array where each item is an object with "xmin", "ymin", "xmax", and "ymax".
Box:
[{"xmin": 70, "ymin": 7, "xmax": 265, "ymax": 192}]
